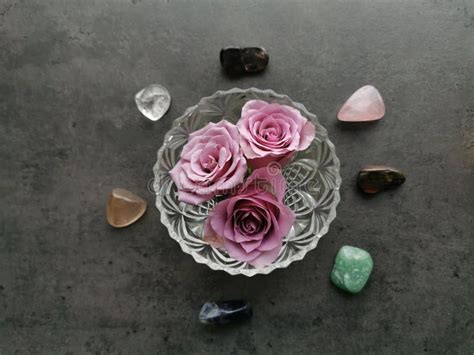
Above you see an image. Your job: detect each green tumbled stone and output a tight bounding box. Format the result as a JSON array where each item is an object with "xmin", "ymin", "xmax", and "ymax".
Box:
[{"xmin": 331, "ymin": 246, "xmax": 373, "ymax": 294}]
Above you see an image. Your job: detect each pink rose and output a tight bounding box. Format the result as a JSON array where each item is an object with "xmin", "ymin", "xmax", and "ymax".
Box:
[
  {"xmin": 170, "ymin": 120, "xmax": 247, "ymax": 205},
  {"xmin": 203, "ymin": 167, "xmax": 295, "ymax": 267},
  {"xmin": 237, "ymin": 100, "xmax": 316, "ymax": 169}
]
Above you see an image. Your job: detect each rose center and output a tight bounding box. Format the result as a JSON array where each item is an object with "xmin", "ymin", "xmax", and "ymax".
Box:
[
  {"xmin": 239, "ymin": 214, "xmax": 264, "ymax": 235},
  {"xmin": 201, "ymin": 155, "xmax": 217, "ymax": 172},
  {"xmin": 260, "ymin": 126, "xmax": 281, "ymax": 142}
]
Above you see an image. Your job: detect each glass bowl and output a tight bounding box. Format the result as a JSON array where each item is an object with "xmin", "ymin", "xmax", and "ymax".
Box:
[{"xmin": 153, "ymin": 88, "xmax": 341, "ymax": 276}]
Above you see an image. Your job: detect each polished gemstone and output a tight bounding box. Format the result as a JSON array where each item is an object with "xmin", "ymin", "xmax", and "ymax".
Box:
[
  {"xmin": 220, "ymin": 46, "xmax": 244, "ymax": 74},
  {"xmin": 135, "ymin": 84, "xmax": 171, "ymax": 121},
  {"xmin": 106, "ymin": 188, "xmax": 147, "ymax": 228},
  {"xmin": 199, "ymin": 300, "xmax": 252, "ymax": 325},
  {"xmin": 357, "ymin": 165, "xmax": 405, "ymax": 194},
  {"xmin": 331, "ymin": 246, "xmax": 373, "ymax": 294},
  {"xmin": 241, "ymin": 47, "xmax": 269, "ymax": 72},
  {"xmin": 337, "ymin": 85, "xmax": 385, "ymax": 122},
  {"xmin": 220, "ymin": 46, "xmax": 269, "ymax": 75}
]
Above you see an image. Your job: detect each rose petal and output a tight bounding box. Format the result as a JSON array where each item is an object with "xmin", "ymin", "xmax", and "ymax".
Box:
[
  {"xmin": 177, "ymin": 190, "xmax": 214, "ymax": 205},
  {"xmin": 298, "ymin": 121, "xmax": 315, "ymax": 150},
  {"xmin": 276, "ymin": 204, "xmax": 295, "ymax": 239},
  {"xmin": 211, "ymin": 158, "xmax": 247, "ymax": 191},
  {"xmin": 241, "ymin": 100, "xmax": 268, "ymax": 115},
  {"xmin": 224, "ymin": 238, "xmax": 261, "ymax": 262},
  {"xmin": 240, "ymin": 167, "xmax": 287, "ymax": 202},
  {"xmin": 203, "ymin": 219, "xmax": 225, "ymax": 249},
  {"xmin": 255, "ymin": 212, "xmax": 281, "ymax": 251},
  {"xmin": 224, "ymin": 217, "xmax": 236, "ymax": 241},
  {"xmin": 209, "ymin": 199, "xmax": 231, "ymax": 236},
  {"xmin": 240, "ymin": 239, "xmax": 263, "ymax": 253},
  {"xmin": 247, "ymin": 244, "xmax": 282, "ymax": 268}
]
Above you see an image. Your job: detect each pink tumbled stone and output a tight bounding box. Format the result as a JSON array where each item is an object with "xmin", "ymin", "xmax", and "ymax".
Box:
[{"xmin": 337, "ymin": 85, "xmax": 385, "ymax": 122}]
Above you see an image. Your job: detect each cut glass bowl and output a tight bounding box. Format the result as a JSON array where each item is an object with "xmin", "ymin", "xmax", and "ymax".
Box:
[{"xmin": 153, "ymin": 88, "xmax": 341, "ymax": 276}]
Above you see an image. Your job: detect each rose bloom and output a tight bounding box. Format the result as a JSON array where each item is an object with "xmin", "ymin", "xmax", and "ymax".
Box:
[
  {"xmin": 203, "ymin": 167, "xmax": 295, "ymax": 267},
  {"xmin": 237, "ymin": 100, "xmax": 315, "ymax": 169},
  {"xmin": 169, "ymin": 120, "xmax": 247, "ymax": 205}
]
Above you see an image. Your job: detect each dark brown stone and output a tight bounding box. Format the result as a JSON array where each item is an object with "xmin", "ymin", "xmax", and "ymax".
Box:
[
  {"xmin": 220, "ymin": 46, "xmax": 269, "ymax": 75},
  {"xmin": 357, "ymin": 166, "xmax": 405, "ymax": 194}
]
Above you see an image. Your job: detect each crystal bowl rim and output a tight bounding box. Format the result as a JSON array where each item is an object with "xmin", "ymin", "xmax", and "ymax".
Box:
[{"xmin": 153, "ymin": 87, "xmax": 342, "ymax": 276}]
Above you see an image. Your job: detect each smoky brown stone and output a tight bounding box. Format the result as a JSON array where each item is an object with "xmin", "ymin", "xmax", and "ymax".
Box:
[
  {"xmin": 220, "ymin": 46, "xmax": 269, "ymax": 75},
  {"xmin": 357, "ymin": 166, "xmax": 405, "ymax": 194},
  {"xmin": 106, "ymin": 188, "xmax": 147, "ymax": 227}
]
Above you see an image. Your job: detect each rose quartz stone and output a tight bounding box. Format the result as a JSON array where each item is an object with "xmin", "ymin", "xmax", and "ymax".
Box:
[{"xmin": 337, "ymin": 85, "xmax": 385, "ymax": 122}]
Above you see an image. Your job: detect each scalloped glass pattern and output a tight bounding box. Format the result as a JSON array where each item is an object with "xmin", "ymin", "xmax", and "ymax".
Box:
[{"xmin": 153, "ymin": 88, "xmax": 341, "ymax": 276}]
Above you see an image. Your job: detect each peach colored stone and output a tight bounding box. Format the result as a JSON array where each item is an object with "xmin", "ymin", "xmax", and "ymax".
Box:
[
  {"xmin": 106, "ymin": 188, "xmax": 147, "ymax": 228},
  {"xmin": 337, "ymin": 85, "xmax": 385, "ymax": 122}
]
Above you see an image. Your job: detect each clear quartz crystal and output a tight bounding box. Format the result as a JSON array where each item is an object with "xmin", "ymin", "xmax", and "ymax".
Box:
[{"xmin": 135, "ymin": 84, "xmax": 171, "ymax": 121}]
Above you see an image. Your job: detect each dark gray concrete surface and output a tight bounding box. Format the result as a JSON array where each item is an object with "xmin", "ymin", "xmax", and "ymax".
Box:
[{"xmin": 1, "ymin": 0, "xmax": 473, "ymax": 353}]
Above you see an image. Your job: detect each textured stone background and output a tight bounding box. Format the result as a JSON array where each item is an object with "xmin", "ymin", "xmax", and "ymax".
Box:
[{"xmin": 1, "ymin": 0, "xmax": 473, "ymax": 353}]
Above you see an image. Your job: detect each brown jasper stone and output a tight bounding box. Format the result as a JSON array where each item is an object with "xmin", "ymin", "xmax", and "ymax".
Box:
[
  {"xmin": 357, "ymin": 166, "xmax": 405, "ymax": 194},
  {"xmin": 106, "ymin": 188, "xmax": 147, "ymax": 227}
]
